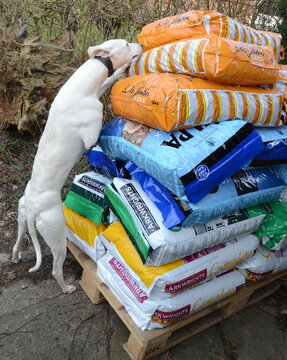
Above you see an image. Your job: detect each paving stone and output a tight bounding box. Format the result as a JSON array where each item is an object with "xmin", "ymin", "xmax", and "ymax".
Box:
[
  {"xmin": 220, "ymin": 303, "xmax": 287, "ymax": 360},
  {"xmin": 1, "ymin": 278, "xmax": 286, "ymax": 360},
  {"xmin": 167, "ymin": 325, "xmax": 226, "ymax": 360}
]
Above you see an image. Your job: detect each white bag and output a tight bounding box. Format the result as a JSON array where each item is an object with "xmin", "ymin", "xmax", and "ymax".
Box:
[
  {"xmin": 100, "ymin": 221, "xmax": 258, "ymax": 299},
  {"xmin": 105, "ymin": 177, "xmax": 264, "ymax": 265},
  {"xmin": 238, "ymin": 245, "xmax": 287, "ymax": 281},
  {"xmin": 97, "ymin": 253, "xmax": 246, "ymax": 330}
]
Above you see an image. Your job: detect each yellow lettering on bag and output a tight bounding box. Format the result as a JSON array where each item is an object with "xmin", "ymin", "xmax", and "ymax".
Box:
[
  {"xmin": 209, "ymin": 251, "xmax": 253, "ymax": 277},
  {"xmin": 257, "ymin": 248, "xmax": 271, "ymax": 258},
  {"xmin": 193, "ymin": 287, "xmax": 236, "ymax": 312},
  {"xmin": 192, "ymin": 297, "xmax": 202, "ymax": 312}
]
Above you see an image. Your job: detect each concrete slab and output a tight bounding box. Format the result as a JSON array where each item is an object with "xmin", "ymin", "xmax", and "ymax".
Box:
[
  {"xmin": 1, "ymin": 274, "xmax": 286, "ymax": 360},
  {"xmin": 220, "ymin": 302, "xmax": 287, "ymax": 360},
  {"xmin": 167, "ymin": 325, "xmax": 226, "ymax": 360}
]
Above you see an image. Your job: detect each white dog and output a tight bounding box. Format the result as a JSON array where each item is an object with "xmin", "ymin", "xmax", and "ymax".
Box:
[{"xmin": 12, "ymin": 39, "xmax": 142, "ymax": 293}]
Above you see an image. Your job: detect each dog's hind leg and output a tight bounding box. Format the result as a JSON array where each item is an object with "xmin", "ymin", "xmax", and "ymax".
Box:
[
  {"xmin": 51, "ymin": 239, "xmax": 76, "ymax": 294},
  {"xmin": 12, "ymin": 196, "xmax": 27, "ymax": 263},
  {"xmin": 36, "ymin": 202, "xmax": 76, "ymax": 293}
]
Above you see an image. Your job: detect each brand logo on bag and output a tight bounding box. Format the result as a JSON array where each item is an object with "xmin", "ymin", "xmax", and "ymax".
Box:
[
  {"xmin": 246, "ymin": 269, "xmax": 273, "ymax": 282},
  {"xmin": 195, "ymin": 165, "xmax": 209, "ymax": 181},
  {"xmin": 78, "ymin": 175, "xmax": 105, "ymax": 195},
  {"xmin": 165, "ymin": 269, "xmax": 207, "ymax": 293},
  {"xmin": 192, "ymin": 287, "xmax": 235, "ymax": 312},
  {"xmin": 155, "ymin": 13, "xmax": 194, "ymax": 29},
  {"xmin": 122, "ymin": 83, "xmax": 155, "ymax": 104},
  {"xmin": 234, "ymin": 44, "xmax": 265, "ymax": 62},
  {"xmin": 152, "ymin": 305, "xmax": 191, "ymax": 324},
  {"xmin": 121, "ymin": 184, "xmax": 160, "ymax": 235},
  {"xmin": 160, "ymin": 128, "xmax": 205, "ymax": 149},
  {"xmin": 209, "ymin": 251, "xmax": 254, "ymax": 277},
  {"xmin": 109, "ymin": 257, "xmax": 148, "ymax": 303}
]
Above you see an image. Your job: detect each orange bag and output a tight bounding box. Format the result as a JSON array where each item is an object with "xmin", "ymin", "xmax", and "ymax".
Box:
[
  {"xmin": 138, "ymin": 11, "xmax": 282, "ymax": 62},
  {"xmin": 128, "ymin": 35, "xmax": 279, "ymax": 86},
  {"xmin": 110, "ymin": 73, "xmax": 285, "ymax": 131},
  {"xmin": 268, "ymin": 65, "xmax": 287, "ymax": 95}
]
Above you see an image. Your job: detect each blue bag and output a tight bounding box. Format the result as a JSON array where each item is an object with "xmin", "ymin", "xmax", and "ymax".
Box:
[
  {"xmin": 273, "ymin": 165, "xmax": 287, "ymax": 184},
  {"xmin": 88, "ymin": 145, "xmax": 126, "ymax": 178},
  {"xmin": 183, "ymin": 167, "xmax": 285, "ymax": 226},
  {"xmin": 98, "ymin": 116, "xmax": 264, "ymax": 203},
  {"xmin": 123, "ymin": 163, "xmax": 285, "ymax": 227},
  {"xmin": 249, "ymin": 126, "xmax": 287, "ymax": 167},
  {"xmin": 125, "ymin": 161, "xmax": 186, "ymax": 229}
]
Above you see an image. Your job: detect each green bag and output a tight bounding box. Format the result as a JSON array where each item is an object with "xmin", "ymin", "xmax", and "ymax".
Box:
[
  {"xmin": 247, "ymin": 199, "xmax": 287, "ymax": 250},
  {"xmin": 64, "ymin": 172, "xmax": 114, "ymax": 226}
]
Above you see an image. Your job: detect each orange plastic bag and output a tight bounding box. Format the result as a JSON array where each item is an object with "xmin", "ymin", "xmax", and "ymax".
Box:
[
  {"xmin": 138, "ymin": 11, "xmax": 282, "ymax": 62},
  {"xmin": 110, "ymin": 73, "xmax": 285, "ymax": 131},
  {"xmin": 128, "ymin": 35, "xmax": 279, "ymax": 86},
  {"xmin": 268, "ymin": 64, "xmax": 287, "ymax": 95}
]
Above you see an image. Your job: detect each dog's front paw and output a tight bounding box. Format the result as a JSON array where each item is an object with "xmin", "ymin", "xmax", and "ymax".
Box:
[
  {"xmin": 12, "ymin": 251, "xmax": 22, "ymax": 263},
  {"xmin": 63, "ymin": 284, "xmax": 77, "ymax": 294}
]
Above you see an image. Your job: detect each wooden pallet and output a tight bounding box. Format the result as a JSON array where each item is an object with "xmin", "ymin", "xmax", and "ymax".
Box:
[{"xmin": 67, "ymin": 240, "xmax": 287, "ymax": 360}]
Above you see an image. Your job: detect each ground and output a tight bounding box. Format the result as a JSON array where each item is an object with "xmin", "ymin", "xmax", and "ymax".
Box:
[{"xmin": 0, "ymin": 127, "xmax": 287, "ymax": 360}]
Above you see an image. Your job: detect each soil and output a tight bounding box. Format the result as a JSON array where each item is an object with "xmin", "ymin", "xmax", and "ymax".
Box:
[{"xmin": 0, "ymin": 126, "xmax": 88, "ymax": 289}]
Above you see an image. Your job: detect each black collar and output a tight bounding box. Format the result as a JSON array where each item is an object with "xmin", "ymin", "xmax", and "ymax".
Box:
[{"xmin": 94, "ymin": 56, "xmax": 115, "ymax": 77}]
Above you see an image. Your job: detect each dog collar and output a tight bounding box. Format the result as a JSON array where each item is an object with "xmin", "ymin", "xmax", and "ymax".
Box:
[{"xmin": 94, "ymin": 56, "xmax": 115, "ymax": 77}]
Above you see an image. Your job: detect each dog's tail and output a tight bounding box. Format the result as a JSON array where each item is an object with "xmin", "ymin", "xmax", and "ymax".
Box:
[{"xmin": 27, "ymin": 211, "xmax": 42, "ymax": 273}]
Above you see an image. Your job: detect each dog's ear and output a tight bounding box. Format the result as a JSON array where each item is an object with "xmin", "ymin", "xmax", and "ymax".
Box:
[{"xmin": 88, "ymin": 46, "xmax": 111, "ymax": 59}]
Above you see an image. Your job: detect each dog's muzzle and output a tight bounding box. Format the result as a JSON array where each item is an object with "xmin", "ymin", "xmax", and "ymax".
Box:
[{"xmin": 94, "ymin": 56, "xmax": 115, "ymax": 77}]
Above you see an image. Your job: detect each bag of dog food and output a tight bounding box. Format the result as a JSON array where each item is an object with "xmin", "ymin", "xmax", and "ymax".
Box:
[
  {"xmin": 97, "ymin": 251, "xmax": 246, "ymax": 330},
  {"xmin": 110, "ymin": 74, "xmax": 285, "ymax": 131},
  {"xmin": 248, "ymin": 126, "xmax": 287, "ymax": 167},
  {"xmin": 63, "ymin": 205, "xmax": 106, "ymax": 263},
  {"xmin": 126, "ymin": 163, "xmax": 285, "ymax": 234},
  {"xmin": 128, "ymin": 35, "xmax": 279, "ymax": 86},
  {"xmin": 138, "ymin": 10, "xmax": 282, "ymax": 62},
  {"xmin": 125, "ymin": 161, "xmax": 186, "ymax": 228},
  {"xmin": 64, "ymin": 171, "xmax": 116, "ymax": 225},
  {"xmin": 274, "ymin": 165, "xmax": 287, "ymax": 183},
  {"xmin": 275, "ymin": 165, "xmax": 287, "ymax": 200},
  {"xmin": 99, "ymin": 117, "xmax": 264, "ymax": 203},
  {"xmin": 246, "ymin": 199, "xmax": 287, "ymax": 250},
  {"xmin": 105, "ymin": 177, "xmax": 265, "ymax": 265},
  {"xmin": 181, "ymin": 167, "xmax": 285, "ymax": 227},
  {"xmin": 238, "ymin": 245, "xmax": 287, "ymax": 281},
  {"xmin": 87, "ymin": 145, "xmax": 126, "ymax": 178},
  {"xmin": 100, "ymin": 221, "xmax": 258, "ymax": 299},
  {"xmin": 268, "ymin": 65, "xmax": 287, "ymax": 95}
]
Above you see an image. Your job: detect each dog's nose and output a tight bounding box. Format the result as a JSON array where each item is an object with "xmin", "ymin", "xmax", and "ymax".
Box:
[{"xmin": 140, "ymin": 44, "xmax": 143, "ymax": 48}]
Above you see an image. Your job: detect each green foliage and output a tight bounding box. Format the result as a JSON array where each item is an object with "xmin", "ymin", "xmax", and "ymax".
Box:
[
  {"xmin": 278, "ymin": 0, "xmax": 287, "ymax": 63},
  {"xmin": 0, "ymin": 0, "xmax": 150, "ymax": 61}
]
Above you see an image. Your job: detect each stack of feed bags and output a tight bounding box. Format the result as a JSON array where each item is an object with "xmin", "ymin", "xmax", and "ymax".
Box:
[
  {"xmin": 66, "ymin": 10, "xmax": 286, "ymax": 330},
  {"xmin": 110, "ymin": 10, "xmax": 285, "ymax": 131},
  {"xmin": 91, "ymin": 11, "xmax": 287, "ymax": 329},
  {"xmin": 97, "ymin": 221, "xmax": 251, "ymax": 330}
]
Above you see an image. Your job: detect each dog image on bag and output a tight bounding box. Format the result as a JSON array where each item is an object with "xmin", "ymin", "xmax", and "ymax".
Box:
[{"xmin": 11, "ymin": 39, "xmax": 142, "ymax": 293}]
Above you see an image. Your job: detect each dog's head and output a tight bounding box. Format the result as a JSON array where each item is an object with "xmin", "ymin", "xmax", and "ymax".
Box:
[{"xmin": 87, "ymin": 39, "xmax": 143, "ymax": 71}]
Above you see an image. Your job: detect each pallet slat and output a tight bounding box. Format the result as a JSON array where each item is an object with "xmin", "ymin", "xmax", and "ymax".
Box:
[{"xmin": 67, "ymin": 240, "xmax": 287, "ymax": 360}]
